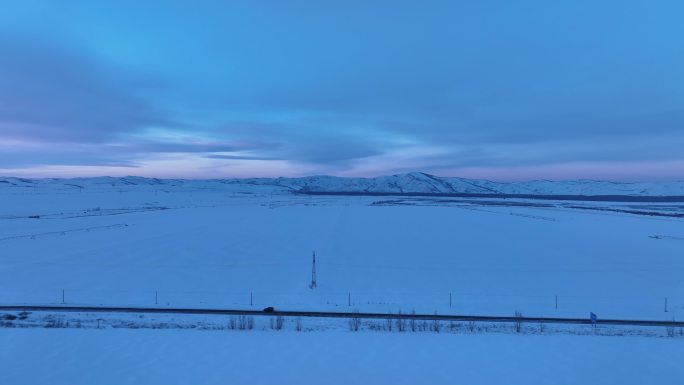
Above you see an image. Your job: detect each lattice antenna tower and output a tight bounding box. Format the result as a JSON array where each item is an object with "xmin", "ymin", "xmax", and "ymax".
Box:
[{"xmin": 309, "ymin": 251, "xmax": 317, "ymax": 289}]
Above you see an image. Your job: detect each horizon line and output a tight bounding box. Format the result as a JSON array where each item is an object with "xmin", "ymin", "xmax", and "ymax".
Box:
[{"xmin": 2, "ymin": 172, "xmax": 683, "ymax": 184}]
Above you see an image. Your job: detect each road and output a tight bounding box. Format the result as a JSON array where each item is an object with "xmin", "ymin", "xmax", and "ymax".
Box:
[{"xmin": 1, "ymin": 305, "xmax": 683, "ymax": 327}]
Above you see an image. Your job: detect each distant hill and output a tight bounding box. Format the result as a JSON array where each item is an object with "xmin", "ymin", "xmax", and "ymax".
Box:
[{"xmin": 2, "ymin": 172, "xmax": 684, "ymax": 197}]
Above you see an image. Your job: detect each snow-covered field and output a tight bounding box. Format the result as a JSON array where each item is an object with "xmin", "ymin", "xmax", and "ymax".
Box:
[
  {"xmin": 1, "ymin": 178, "xmax": 682, "ymax": 319},
  {"xmin": 2, "ymin": 327, "xmax": 681, "ymax": 385},
  {"xmin": 1, "ymin": 176, "xmax": 683, "ymax": 384}
]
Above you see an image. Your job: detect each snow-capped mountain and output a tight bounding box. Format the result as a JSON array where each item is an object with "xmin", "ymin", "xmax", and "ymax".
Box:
[
  {"xmin": 229, "ymin": 172, "xmax": 684, "ymax": 196},
  {"xmin": 1, "ymin": 172, "xmax": 684, "ymax": 196}
]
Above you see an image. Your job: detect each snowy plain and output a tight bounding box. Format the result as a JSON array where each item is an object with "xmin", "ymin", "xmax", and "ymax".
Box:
[
  {"xmin": 1, "ymin": 175, "xmax": 683, "ymax": 384},
  {"xmin": 1, "ymin": 177, "xmax": 682, "ymax": 319},
  {"xmin": 3, "ymin": 327, "xmax": 684, "ymax": 385}
]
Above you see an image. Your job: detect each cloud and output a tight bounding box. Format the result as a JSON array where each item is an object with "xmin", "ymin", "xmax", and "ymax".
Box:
[
  {"xmin": 0, "ymin": 33, "xmax": 169, "ymax": 143},
  {"xmin": 211, "ymin": 119, "xmax": 392, "ymax": 165},
  {"xmin": 204, "ymin": 154, "xmax": 278, "ymax": 161},
  {"xmin": 0, "ymin": 141, "xmax": 142, "ymax": 169},
  {"xmin": 0, "ymin": 34, "xmax": 277, "ymax": 169},
  {"xmin": 1, "ymin": 1, "xmax": 683, "ymax": 180}
]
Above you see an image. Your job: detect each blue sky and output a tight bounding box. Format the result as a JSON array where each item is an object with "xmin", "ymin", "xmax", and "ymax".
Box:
[{"xmin": 1, "ymin": 0, "xmax": 683, "ymax": 180}]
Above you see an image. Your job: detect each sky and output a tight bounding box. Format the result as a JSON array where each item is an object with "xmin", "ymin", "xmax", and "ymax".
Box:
[{"xmin": 0, "ymin": 0, "xmax": 683, "ymax": 181}]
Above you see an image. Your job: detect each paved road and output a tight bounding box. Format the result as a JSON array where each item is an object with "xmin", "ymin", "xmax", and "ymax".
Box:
[{"xmin": 2, "ymin": 305, "xmax": 683, "ymax": 327}]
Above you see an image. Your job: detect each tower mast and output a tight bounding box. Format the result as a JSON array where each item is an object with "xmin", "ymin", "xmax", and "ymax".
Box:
[{"xmin": 310, "ymin": 251, "xmax": 317, "ymax": 289}]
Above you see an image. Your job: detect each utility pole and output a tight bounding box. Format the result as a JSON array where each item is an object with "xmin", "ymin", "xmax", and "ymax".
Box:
[{"xmin": 309, "ymin": 251, "xmax": 317, "ymax": 289}]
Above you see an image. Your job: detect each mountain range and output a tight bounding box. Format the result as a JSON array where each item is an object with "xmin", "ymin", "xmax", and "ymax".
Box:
[{"xmin": 2, "ymin": 172, "xmax": 684, "ymax": 197}]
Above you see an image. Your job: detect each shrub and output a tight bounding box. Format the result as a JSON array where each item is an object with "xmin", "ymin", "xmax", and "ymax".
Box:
[
  {"xmin": 430, "ymin": 312, "xmax": 441, "ymax": 333},
  {"xmin": 270, "ymin": 316, "xmax": 285, "ymax": 330},
  {"xmin": 237, "ymin": 315, "xmax": 254, "ymax": 330},
  {"xmin": 396, "ymin": 310, "xmax": 406, "ymax": 332},
  {"xmin": 666, "ymin": 318, "xmax": 676, "ymax": 338},
  {"xmin": 349, "ymin": 312, "xmax": 361, "ymax": 332},
  {"xmin": 514, "ymin": 311, "xmax": 523, "ymax": 333}
]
